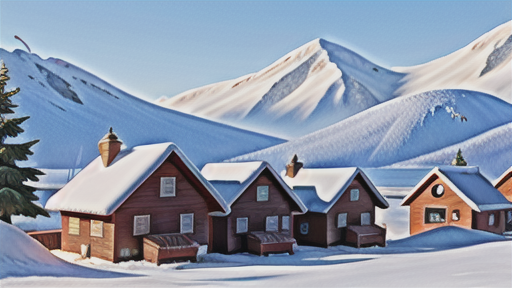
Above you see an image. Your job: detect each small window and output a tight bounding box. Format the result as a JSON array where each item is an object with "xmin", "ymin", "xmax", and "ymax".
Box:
[
  {"xmin": 282, "ymin": 216, "xmax": 290, "ymax": 231},
  {"xmin": 488, "ymin": 213, "xmax": 495, "ymax": 226},
  {"xmin": 120, "ymin": 248, "xmax": 131, "ymax": 258},
  {"xmin": 361, "ymin": 212, "xmax": 371, "ymax": 225},
  {"xmin": 350, "ymin": 189, "xmax": 359, "ymax": 201},
  {"xmin": 160, "ymin": 177, "xmax": 176, "ymax": 197},
  {"xmin": 236, "ymin": 217, "xmax": 248, "ymax": 234},
  {"xmin": 180, "ymin": 213, "xmax": 194, "ymax": 234},
  {"xmin": 68, "ymin": 217, "xmax": 80, "ymax": 235},
  {"xmin": 425, "ymin": 208, "xmax": 446, "ymax": 223},
  {"xmin": 90, "ymin": 220, "xmax": 103, "ymax": 237},
  {"xmin": 300, "ymin": 222, "xmax": 309, "ymax": 235},
  {"xmin": 431, "ymin": 184, "xmax": 445, "ymax": 198},
  {"xmin": 133, "ymin": 215, "xmax": 150, "ymax": 236},
  {"xmin": 266, "ymin": 215, "xmax": 279, "ymax": 232},
  {"xmin": 257, "ymin": 186, "xmax": 269, "ymax": 201},
  {"xmin": 507, "ymin": 211, "xmax": 512, "ymax": 224},
  {"xmin": 452, "ymin": 210, "xmax": 460, "ymax": 221},
  {"xmin": 337, "ymin": 213, "xmax": 347, "ymax": 228}
]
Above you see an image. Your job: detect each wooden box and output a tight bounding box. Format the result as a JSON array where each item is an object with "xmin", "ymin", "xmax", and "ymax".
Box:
[
  {"xmin": 143, "ymin": 233, "xmax": 200, "ymax": 265},
  {"xmin": 247, "ymin": 231, "xmax": 295, "ymax": 256},
  {"xmin": 345, "ymin": 225, "xmax": 386, "ymax": 248}
]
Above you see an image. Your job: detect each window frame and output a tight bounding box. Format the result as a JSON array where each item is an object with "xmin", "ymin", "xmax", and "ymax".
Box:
[
  {"xmin": 266, "ymin": 215, "xmax": 279, "ymax": 232},
  {"xmin": 133, "ymin": 214, "xmax": 151, "ymax": 236},
  {"xmin": 236, "ymin": 217, "xmax": 249, "ymax": 234},
  {"xmin": 282, "ymin": 216, "xmax": 290, "ymax": 231},
  {"xmin": 160, "ymin": 176, "xmax": 176, "ymax": 197},
  {"xmin": 424, "ymin": 207, "xmax": 446, "ymax": 224},
  {"xmin": 257, "ymin": 186, "xmax": 269, "ymax": 202},
  {"xmin": 488, "ymin": 213, "xmax": 495, "ymax": 226},
  {"xmin": 68, "ymin": 217, "xmax": 80, "ymax": 236},
  {"xmin": 337, "ymin": 213, "xmax": 347, "ymax": 228},
  {"xmin": 300, "ymin": 222, "xmax": 309, "ymax": 235},
  {"xmin": 350, "ymin": 189, "xmax": 360, "ymax": 201},
  {"xmin": 361, "ymin": 212, "xmax": 371, "ymax": 226},
  {"xmin": 180, "ymin": 213, "xmax": 194, "ymax": 234},
  {"xmin": 90, "ymin": 220, "xmax": 104, "ymax": 237},
  {"xmin": 452, "ymin": 210, "xmax": 460, "ymax": 221}
]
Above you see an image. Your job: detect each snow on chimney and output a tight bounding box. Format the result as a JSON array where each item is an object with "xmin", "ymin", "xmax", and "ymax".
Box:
[
  {"xmin": 286, "ymin": 154, "xmax": 303, "ymax": 178},
  {"xmin": 98, "ymin": 127, "xmax": 122, "ymax": 167}
]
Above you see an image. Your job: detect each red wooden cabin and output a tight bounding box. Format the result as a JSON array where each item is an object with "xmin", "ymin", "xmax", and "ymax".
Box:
[
  {"xmin": 283, "ymin": 160, "xmax": 388, "ymax": 248},
  {"xmin": 493, "ymin": 167, "xmax": 512, "ymax": 231},
  {"xmin": 401, "ymin": 166, "xmax": 512, "ymax": 236},
  {"xmin": 46, "ymin": 129, "xmax": 229, "ymax": 262},
  {"xmin": 201, "ymin": 161, "xmax": 307, "ymax": 255}
]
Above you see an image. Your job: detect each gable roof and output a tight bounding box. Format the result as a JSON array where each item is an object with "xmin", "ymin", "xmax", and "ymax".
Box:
[
  {"xmin": 201, "ymin": 161, "xmax": 307, "ymax": 214},
  {"xmin": 493, "ymin": 166, "xmax": 512, "ymax": 188},
  {"xmin": 401, "ymin": 166, "xmax": 512, "ymax": 212},
  {"xmin": 45, "ymin": 143, "xmax": 230, "ymax": 216},
  {"xmin": 283, "ymin": 167, "xmax": 389, "ymax": 213}
]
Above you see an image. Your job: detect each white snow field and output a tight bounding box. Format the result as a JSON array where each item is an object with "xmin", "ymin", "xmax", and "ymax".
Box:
[
  {"xmin": 0, "ymin": 221, "xmax": 131, "ymax": 280},
  {"xmin": 1, "ymin": 226, "xmax": 510, "ymax": 287},
  {"xmin": 394, "ymin": 21, "xmax": 512, "ymax": 104},
  {"xmin": 231, "ymin": 89, "xmax": 512, "ymax": 180},
  {"xmin": 0, "ymin": 49, "xmax": 284, "ymax": 169},
  {"xmin": 159, "ymin": 21, "xmax": 511, "ymax": 139}
]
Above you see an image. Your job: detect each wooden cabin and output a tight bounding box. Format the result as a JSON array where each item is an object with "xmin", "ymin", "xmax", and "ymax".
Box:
[
  {"xmin": 493, "ymin": 167, "xmax": 512, "ymax": 231},
  {"xmin": 46, "ymin": 129, "xmax": 229, "ymax": 262},
  {"xmin": 401, "ymin": 166, "xmax": 512, "ymax": 236},
  {"xmin": 201, "ymin": 161, "xmax": 307, "ymax": 255},
  {"xmin": 283, "ymin": 160, "xmax": 388, "ymax": 248}
]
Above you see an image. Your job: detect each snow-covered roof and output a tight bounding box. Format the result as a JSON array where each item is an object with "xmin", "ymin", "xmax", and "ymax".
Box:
[
  {"xmin": 493, "ymin": 166, "xmax": 512, "ymax": 187},
  {"xmin": 45, "ymin": 143, "xmax": 229, "ymax": 215},
  {"xmin": 401, "ymin": 166, "xmax": 512, "ymax": 212},
  {"xmin": 283, "ymin": 167, "xmax": 389, "ymax": 213},
  {"xmin": 201, "ymin": 161, "xmax": 307, "ymax": 214}
]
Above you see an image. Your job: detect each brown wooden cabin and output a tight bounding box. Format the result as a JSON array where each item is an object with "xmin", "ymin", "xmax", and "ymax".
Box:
[
  {"xmin": 283, "ymin": 162, "xmax": 389, "ymax": 248},
  {"xmin": 46, "ymin": 130, "xmax": 229, "ymax": 263},
  {"xmin": 201, "ymin": 161, "xmax": 307, "ymax": 255},
  {"xmin": 493, "ymin": 167, "xmax": 512, "ymax": 231},
  {"xmin": 401, "ymin": 166, "xmax": 512, "ymax": 236}
]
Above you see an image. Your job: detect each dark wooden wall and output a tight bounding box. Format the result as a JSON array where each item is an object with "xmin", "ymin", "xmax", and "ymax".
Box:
[
  {"xmin": 216, "ymin": 169, "xmax": 296, "ymax": 254},
  {"xmin": 473, "ymin": 210, "xmax": 505, "ymax": 234},
  {"xmin": 28, "ymin": 229, "xmax": 62, "ymax": 250},
  {"xmin": 113, "ymin": 158, "xmax": 209, "ymax": 262},
  {"xmin": 326, "ymin": 175, "xmax": 377, "ymax": 246},
  {"xmin": 60, "ymin": 213, "xmax": 115, "ymax": 261},
  {"xmin": 496, "ymin": 173, "xmax": 512, "ymax": 202},
  {"xmin": 408, "ymin": 176, "xmax": 473, "ymax": 236},
  {"xmin": 293, "ymin": 212, "xmax": 327, "ymax": 247}
]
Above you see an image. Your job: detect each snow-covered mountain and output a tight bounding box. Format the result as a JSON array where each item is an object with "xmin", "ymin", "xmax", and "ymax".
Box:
[
  {"xmin": 229, "ymin": 89, "xmax": 512, "ymax": 179},
  {"xmin": 158, "ymin": 22, "xmax": 511, "ymax": 139},
  {"xmin": 0, "ymin": 49, "xmax": 284, "ymax": 169},
  {"xmin": 393, "ymin": 21, "xmax": 512, "ymax": 104},
  {"xmin": 159, "ymin": 38, "xmax": 406, "ymax": 138}
]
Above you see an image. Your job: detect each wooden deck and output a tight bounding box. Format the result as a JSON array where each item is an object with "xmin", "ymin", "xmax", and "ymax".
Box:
[
  {"xmin": 345, "ymin": 225, "xmax": 386, "ymax": 248},
  {"xmin": 247, "ymin": 231, "xmax": 295, "ymax": 256},
  {"xmin": 143, "ymin": 233, "xmax": 200, "ymax": 265},
  {"xmin": 27, "ymin": 229, "xmax": 62, "ymax": 250}
]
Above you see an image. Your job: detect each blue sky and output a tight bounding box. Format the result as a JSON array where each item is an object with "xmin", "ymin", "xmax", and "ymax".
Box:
[{"xmin": 1, "ymin": 1, "xmax": 510, "ymax": 101}]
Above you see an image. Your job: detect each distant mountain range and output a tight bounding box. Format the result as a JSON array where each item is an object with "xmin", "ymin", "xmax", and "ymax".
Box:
[
  {"xmin": 0, "ymin": 49, "xmax": 284, "ymax": 169},
  {"xmin": 158, "ymin": 21, "xmax": 512, "ymax": 139}
]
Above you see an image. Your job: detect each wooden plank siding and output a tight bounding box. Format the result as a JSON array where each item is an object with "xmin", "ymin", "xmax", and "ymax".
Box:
[
  {"xmin": 214, "ymin": 168, "xmax": 299, "ymax": 254},
  {"xmin": 473, "ymin": 210, "xmax": 506, "ymax": 234},
  {"xmin": 294, "ymin": 212, "xmax": 327, "ymax": 247},
  {"xmin": 496, "ymin": 174, "xmax": 512, "ymax": 202},
  {"xmin": 326, "ymin": 175, "xmax": 377, "ymax": 246},
  {"xmin": 113, "ymin": 156, "xmax": 209, "ymax": 262},
  {"xmin": 408, "ymin": 175, "xmax": 473, "ymax": 236},
  {"xmin": 27, "ymin": 230, "xmax": 62, "ymax": 250}
]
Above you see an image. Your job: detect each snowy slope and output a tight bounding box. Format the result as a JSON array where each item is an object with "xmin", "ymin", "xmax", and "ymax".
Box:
[
  {"xmin": 389, "ymin": 123, "xmax": 512, "ymax": 179},
  {"xmin": 158, "ymin": 22, "xmax": 511, "ymax": 139},
  {"xmin": 0, "ymin": 49, "xmax": 284, "ymax": 169},
  {"xmin": 394, "ymin": 21, "xmax": 512, "ymax": 103},
  {"xmin": 230, "ymin": 89, "xmax": 512, "ymax": 177},
  {"xmin": 159, "ymin": 38, "xmax": 405, "ymax": 138},
  {"xmin": 0, "ymin": 221, "xmax": 127, "ymax": 279}
]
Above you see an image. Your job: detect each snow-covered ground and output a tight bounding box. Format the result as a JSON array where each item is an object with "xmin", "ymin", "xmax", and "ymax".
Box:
[{"xmin": 1, "ymin": 226, "xmax": 510, "ymax": 287}]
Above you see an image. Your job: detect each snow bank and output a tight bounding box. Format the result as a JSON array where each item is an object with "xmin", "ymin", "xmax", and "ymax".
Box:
[{"xmin": 0, "ymin": 221, "xmax": 132, "ymax": 279}]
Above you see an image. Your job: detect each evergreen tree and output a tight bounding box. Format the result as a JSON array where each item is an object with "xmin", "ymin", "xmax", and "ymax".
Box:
[
  {"xmin": 451, "ymin": 148, "xmax": 468, "ymax": 166},
  {"xmin": 0, "ymin": 61, "xmax": 48, "ymax": 224}
]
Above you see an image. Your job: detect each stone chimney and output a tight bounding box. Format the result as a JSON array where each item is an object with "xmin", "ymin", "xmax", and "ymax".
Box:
[
  {"xmin": 98, "ymin": 127, "xmax": 122, "ymax": 167},
  {"xmin": 286, "ymin": 154, "xmax": 303, "ymax": 178}
]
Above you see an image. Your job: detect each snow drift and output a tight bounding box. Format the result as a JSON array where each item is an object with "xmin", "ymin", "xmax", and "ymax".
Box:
[
  {"xmin": 230, "ymin": 89, "xmax": 512, "ymax": 179},
  {"xmin": 0, "ymin": 49, "xmax": 284, "ymax": 169},
  {"xmin": 0, "ymin": 221, "xmax": 130, "ymax": 279}
]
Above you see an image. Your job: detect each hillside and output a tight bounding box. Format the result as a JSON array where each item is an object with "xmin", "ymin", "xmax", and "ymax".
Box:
[
  {"xmin": 0, "ymin": 49, "xmax": 284, "ymax": 169},
  {"xmin": 229, "ymin": 89, "xmax": 512, "ymax": 179}
]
